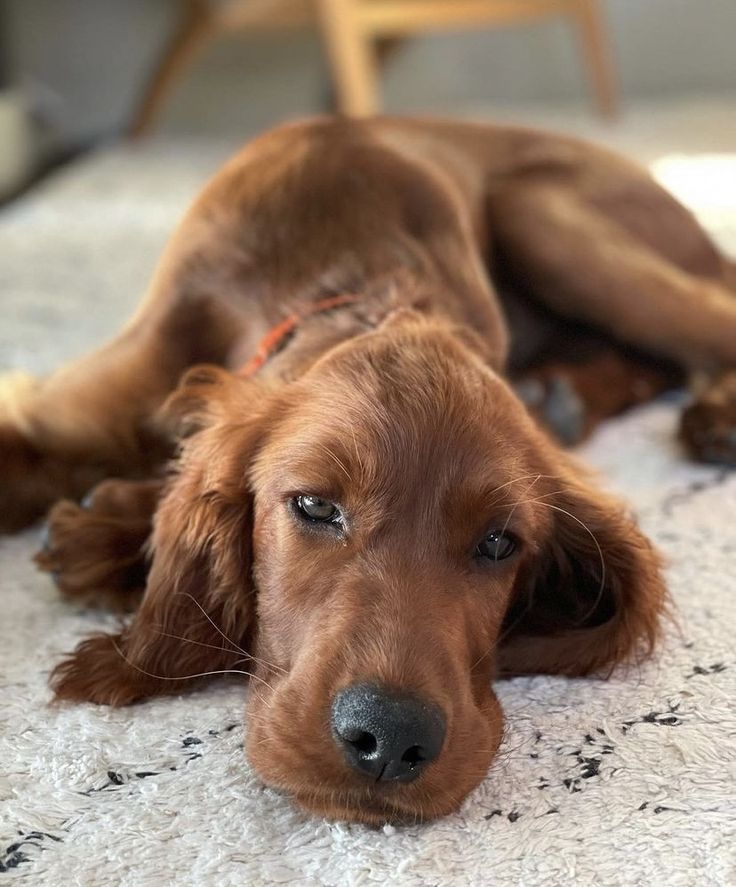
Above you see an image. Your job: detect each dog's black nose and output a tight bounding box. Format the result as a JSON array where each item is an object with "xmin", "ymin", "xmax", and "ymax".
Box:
[{"xmin": 331, "ymin": 683, "xmax": 446, "ymax": 782}]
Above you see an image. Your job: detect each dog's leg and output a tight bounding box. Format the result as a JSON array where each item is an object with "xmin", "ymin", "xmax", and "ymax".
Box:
[
  {"xmin": 35, "ymin": 478, "xmax": 163, "ymax": 609},
  {"xmin": 0, "ymin": 290, "xmax": 239, "ymax": 533},
  {"xmin": 679, "ymin": 372, "xmax": 736, "ymax": 466},
  {"xmin": 491, "ymin": 184, "xmax": 736, "ymax": 463},
  {"xmin": 0, "ymin": 326, "xmax": 173, "ymax": 532},
  {"xmin": 514, "ymin": 348, "xmax": 680, "ymax": 446},
  {"xmin": 723, "ymin": 259, "xmax": 736, "ymax": 292},
  {"xmin": 491, "ymin": 184, "xmax": 736, "ymax": 368}
]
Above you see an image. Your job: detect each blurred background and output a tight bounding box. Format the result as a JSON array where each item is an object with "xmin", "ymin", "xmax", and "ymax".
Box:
[
  {"xmin": 2, "ymin": 0, "xmax": 736, "ymax": 193},
  {"xmin": 1, "ymin": 0, "xmax": 735, "ymax": 370}
]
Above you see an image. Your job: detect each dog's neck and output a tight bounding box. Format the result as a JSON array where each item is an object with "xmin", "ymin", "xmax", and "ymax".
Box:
[{"xmin": 236, "ymin": 263, "xmax": 507, "ymax": 383}]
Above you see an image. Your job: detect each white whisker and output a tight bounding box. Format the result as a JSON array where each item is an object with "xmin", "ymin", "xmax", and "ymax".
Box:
[
  {"xmin": 317, "ymin": 443, "xmax": 352, "ymax": 482},
  {"xmin": 472, "ymin": 489, "xmax": 607, "ymax": 670},
  {"xmin": 111, "ymin": 640, "xmax": 277, "ymax": 692},
  {"xmin": 152, "ymin": 629, "xmax": 252, "ymax": 657},
  {"xmin": 538, "ymin": 500, "xmax": 606, "ymax": 625},
  {"xmin": 176, "ymin": 591, "xmax": 286, "ymax": 674},
  {"xmin": 487, "ymin": 473, "xmax": 563, "ymax": 507}
]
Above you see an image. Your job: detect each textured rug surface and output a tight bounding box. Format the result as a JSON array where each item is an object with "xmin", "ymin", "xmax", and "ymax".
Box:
[{"xmin": 1, "ymin": 144, "xmax": 735, "ymax": 886}]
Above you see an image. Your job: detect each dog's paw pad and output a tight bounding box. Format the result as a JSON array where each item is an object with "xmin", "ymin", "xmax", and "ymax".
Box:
[
  {"xmin": 680, "ymin": 372, "xmax": 736, "ymax": 466},
  {"xmin": 515, "ymin": 374, "xmax": 586, "ymax": 446},
  {"xmin": 33, "ymin": 500, "xmax": 146, "ymax": 608}
]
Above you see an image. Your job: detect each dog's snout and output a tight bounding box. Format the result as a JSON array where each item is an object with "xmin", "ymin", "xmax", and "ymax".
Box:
[{"xmin": 331, "ymin": 683, "xmax": 446, "ymax": 783}]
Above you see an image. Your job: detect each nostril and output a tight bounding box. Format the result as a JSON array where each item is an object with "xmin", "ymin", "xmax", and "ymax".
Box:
[
  {"xmin": 343, "ymin": 729, "xmax": 378, "ymax": 757},
  {"xmin": 401, "ymin": 744, "xmax": 426, "ymax": 768}
]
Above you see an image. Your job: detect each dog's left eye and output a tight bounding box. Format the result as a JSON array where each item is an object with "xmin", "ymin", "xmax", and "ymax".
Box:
[
  {"xmin": 294, "ymin": 494, "xmax": 341, "ymax": 523},
  {"xmin": 475, "ymin": 530, "xmax": 517, "ymax": 561}
]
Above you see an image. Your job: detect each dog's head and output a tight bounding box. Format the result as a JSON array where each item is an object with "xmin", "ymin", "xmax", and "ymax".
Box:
[{"xmin": 129, "ymin": 312, "xmax": 667, "ymax": 824}]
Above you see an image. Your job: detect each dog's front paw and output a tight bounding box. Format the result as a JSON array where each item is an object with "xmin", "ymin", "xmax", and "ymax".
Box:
[
  {"xmin": 680, "ymin": 371, "xmax": 736, "ymax": 466},
  {"xmin": 51, "ymin": 633, "xmax": 152, "ymax": 705},
  {"xmin": 36, "ymin": 496, "xmax": 150, "ymax": 609}
]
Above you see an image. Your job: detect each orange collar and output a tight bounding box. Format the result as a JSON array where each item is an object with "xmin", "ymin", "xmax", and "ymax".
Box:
[{"xmin": 238, "ymin": 293, "xmax": 360, "ymax": 378}]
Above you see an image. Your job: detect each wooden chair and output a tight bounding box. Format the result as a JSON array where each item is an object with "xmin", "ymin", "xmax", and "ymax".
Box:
[{"xmin": 130, "ymin": 0, "xmax": 617, "ymax": 137}]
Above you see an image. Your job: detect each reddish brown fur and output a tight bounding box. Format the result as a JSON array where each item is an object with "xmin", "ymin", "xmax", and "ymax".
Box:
[{"xmin": 3, "ymin": 116, "xmax": 735, "ymax": 824}]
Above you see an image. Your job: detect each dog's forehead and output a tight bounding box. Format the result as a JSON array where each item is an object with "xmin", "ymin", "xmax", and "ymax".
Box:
[
  {"xmin": 257, "ymin": 343, "xmax": 535, "ymax": 499},
  {"xmin": 311, "ymin": 327, "xmax": 513, "ymax": 416}
]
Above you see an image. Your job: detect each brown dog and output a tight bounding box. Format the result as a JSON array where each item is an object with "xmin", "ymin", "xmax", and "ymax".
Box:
[{"xmin": 3, "ymin": 117, "xmax": 736, "ymax": 824}]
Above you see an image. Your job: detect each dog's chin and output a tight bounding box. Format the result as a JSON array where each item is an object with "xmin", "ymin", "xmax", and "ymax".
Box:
[
  {"xmin": 247, "ymin": 732, "xmax": 494, "ymax": 824},
  {"xmin": 251, "ymin": 757, "xmax": 491, "ymax": 826},
  {"xmin": 289, "ymin": 787, "xmax": 463, "ymax": 826}
]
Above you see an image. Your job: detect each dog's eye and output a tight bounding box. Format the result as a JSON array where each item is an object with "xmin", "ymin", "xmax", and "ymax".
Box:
[
  {"xmin": 294, "ymin": 494, "xmax": 341, "ymax": 523},
  {"xmin": 475, "ymin": 530, "xmax": 517, "ymax": 561}
]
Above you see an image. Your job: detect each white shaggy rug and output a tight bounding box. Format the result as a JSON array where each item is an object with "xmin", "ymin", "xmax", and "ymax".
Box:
[{"xmin": 1, "ymin": 145, "xmax": 735, "ymax": 886}]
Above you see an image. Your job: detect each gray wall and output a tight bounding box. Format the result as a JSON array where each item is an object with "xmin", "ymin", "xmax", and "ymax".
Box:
[{"xmin": 4, "ymin": 0, "xmax": 736, "ymax": 143}]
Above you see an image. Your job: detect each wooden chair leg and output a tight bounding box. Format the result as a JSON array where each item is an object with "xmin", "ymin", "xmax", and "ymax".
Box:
[
  {"xmin": 128, "ymin": 0, "xmax": 217, "ymax": 138},
  {"xmin": 315, "ymin": 0, "xmax": 378, "ymax": 116},
  {"xmin": 571, "ymin": 0, "xmax": 619, "ymax": 118}
]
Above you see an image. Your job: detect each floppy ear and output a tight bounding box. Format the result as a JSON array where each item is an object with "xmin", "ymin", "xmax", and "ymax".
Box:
[
  {"xmin": 51, "ymin": 367, "xmax": 272, "ymax": 705},
  {"xmin": 498, "ymin": 474, "xmax": 667, "ymax": 677}
]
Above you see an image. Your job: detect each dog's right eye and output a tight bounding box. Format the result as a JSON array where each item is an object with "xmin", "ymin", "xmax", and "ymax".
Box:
[
  {"xmin": 475, "ymin": 530, "xmax": 517, "ymax": 562},
  {"xmin": 294, "ymin": 494, "xmax": 341, "ymax": 524}
]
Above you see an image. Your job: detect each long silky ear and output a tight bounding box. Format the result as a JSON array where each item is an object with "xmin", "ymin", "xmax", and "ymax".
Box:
[
  {"xmin": 498, "ymin": 477, "xmax": 668, "ymax": 677},
  {"xmin": 51, "ymin": 367, "xmax": 271, "ymax": 705}
]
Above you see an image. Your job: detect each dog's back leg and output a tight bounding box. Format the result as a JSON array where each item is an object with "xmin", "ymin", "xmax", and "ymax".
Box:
[
  {"xmin": 723, "ymin": 259, "xmax": 736, "ymax": 292},
  {"xmin": 491, "ymin": 183, "xmax": 736, "ymax": 463},
  {"xmin": 490, "ymin": 183, "xmax": 736, "ymax": 368},
  {"xmin": 513, "ymin": 347, "xmax": 681, "ymax": 446}
]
